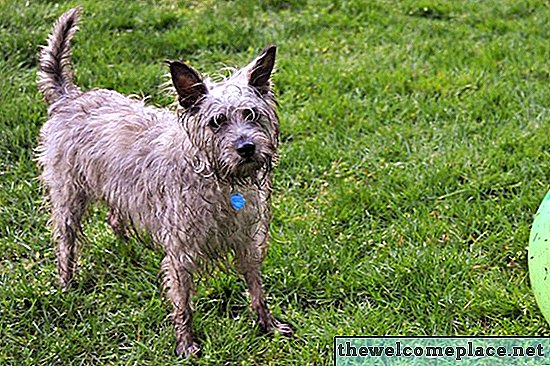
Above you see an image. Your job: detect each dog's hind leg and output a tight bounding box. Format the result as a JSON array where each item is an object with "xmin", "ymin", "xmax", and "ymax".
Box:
[
  {"xmin": 161, "ymin": 254, "xmax": 200, "ymax": 357},
  {"xmin": 107, "ymin": 208, "xmax": 129, "ymax": 240},
  {"xmin": 48, "ymin": 183, "xmax": 88, "ymax": 290}
]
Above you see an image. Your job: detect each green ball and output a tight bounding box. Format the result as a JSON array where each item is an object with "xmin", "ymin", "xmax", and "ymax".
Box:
[{"xmin": 529, "ymin": 190, "xmax": 550, "ymax": 324}]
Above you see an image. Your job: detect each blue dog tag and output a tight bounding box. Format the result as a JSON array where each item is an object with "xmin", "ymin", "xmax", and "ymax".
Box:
[{"xmin": 230, "ymin": 192, "xmax": 246, "ymax": 211}]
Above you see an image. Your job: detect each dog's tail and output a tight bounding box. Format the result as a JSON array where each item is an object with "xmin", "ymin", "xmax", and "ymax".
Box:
[{"xmin": 37, "ymin": 6, "xmax": 82, "ymax": 104}]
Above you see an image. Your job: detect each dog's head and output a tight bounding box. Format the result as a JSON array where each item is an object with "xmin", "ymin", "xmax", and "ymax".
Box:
[{"xmin": 168, "ymin": 46, "xmax": 279, "ymax": 184}]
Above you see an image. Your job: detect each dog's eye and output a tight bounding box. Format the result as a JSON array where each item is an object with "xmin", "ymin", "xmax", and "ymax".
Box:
[
  {"xmin": 209, "ymin": 114, "xmax": 227, "ymax": 131},
  {"xmin": 243, "ymin": 108, "xmax": 260, "ymax": 123}
]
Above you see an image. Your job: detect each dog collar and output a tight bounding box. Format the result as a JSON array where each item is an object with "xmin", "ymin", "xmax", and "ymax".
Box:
[{"xmin": 230, "ymin": 192, "xmax": 246, "ymax": 211}]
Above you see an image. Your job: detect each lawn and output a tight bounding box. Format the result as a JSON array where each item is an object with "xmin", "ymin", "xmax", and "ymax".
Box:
[{"xmin": 1, "ymin": 0, "xmax": 549, "ymax": 365}]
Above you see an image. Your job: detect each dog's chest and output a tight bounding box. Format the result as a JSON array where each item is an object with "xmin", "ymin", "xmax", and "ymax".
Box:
[
  {"xmin": 219, "ymin": 189, "xmax": 262, "ymax": 230},
  {"xmin": 201, "ymin": 187, "xmax": 265, "ymax": 249}
]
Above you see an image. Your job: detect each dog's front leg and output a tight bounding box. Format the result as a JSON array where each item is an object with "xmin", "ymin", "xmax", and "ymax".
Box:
[
  {"xmin": 235, "ymin": 251, "xmax": 293, "ymax": 336},
  {"xmin": 161, "ymin": 255, "xmax": 199, "ymax": 357}
]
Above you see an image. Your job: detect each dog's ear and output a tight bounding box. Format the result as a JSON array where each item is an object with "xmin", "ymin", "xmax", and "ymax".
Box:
[
  {"xmin": 244, "ymin": 45, "xmax": 276, "ymax": 93},
  {"xmin": 168, "ymin": 61, "xmax": 208, "ymax": 109}
]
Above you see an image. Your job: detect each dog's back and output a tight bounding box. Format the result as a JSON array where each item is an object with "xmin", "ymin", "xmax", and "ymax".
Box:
[
  {"xmin": 35, "ymin": 6, "xmax": 201, "ymax": 212},
  {"xmin": 37, "ymin": 85, "xmax": 192, "ymax": 236}
]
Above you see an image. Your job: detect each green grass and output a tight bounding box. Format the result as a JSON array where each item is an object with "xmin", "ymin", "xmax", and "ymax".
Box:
[{"xmin": 1, "ymin": 0, "xmax": 549, "ymax": 364}]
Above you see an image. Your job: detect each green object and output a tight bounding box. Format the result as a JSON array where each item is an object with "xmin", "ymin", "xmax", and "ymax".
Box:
[{"xmin": 529, "ymin": 190, "xmax": 550, "ymax": 324}]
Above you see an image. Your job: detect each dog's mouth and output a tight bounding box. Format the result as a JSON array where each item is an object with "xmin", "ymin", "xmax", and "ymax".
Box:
[
  {"xmin": 215, "ymin": 154, "xmax": 273, "ymax": 183},
  {"xmin": 232, "ymin": 154, "xmax": 273, "ymax": 180},
  {"xmin": 235, "ymin": 158, "xmax": 261, "ymax": 176},
  {"xmin": 239, "ymin": 157, "xmax": 259, "ymax": 167}
]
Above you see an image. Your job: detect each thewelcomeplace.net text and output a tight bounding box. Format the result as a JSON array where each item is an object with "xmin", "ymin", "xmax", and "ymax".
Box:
[
  {"xmin": 334, "ymin": 338, "xmax": 550, "ymax": 365},
  {"xmin": 337, "ymin": 341, "xmax": 544, "ymax": 361}
]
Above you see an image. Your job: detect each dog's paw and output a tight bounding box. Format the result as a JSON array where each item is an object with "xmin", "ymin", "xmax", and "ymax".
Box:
[
  {"xmin": 259, "ymin": 315, "xmax": 293, "ymax": 337},
  {"xmin": 274, "ymin": 321, "xmax": 293, "ymax": 336},
  {"xmin": 175, "ymin": 341, "xmax": 201, "ymax": 357},
  {"xmin": 59, "ymin": 276, "xmax": 75, "ymax": 292}
]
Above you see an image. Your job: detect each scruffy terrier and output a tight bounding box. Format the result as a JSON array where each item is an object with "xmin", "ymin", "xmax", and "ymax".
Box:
[{"xmin": 36, "ymin": 7, "xmax": 292, "ymax": 356}]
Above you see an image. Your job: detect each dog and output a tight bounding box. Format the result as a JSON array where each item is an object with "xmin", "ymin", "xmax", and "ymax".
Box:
[{"xmin": 36, "ymin": 6, "xmax": 292, "ymax": 356}]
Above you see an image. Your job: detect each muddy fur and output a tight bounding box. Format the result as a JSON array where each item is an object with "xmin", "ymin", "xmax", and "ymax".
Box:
[{"xmin": 36, "ymin": 6, "xmax": 292, "ymax": 357}]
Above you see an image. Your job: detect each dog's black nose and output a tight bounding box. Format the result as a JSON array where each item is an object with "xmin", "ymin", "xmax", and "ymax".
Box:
[{"xmin": 236, "ymin": 141, "xmax": 256, "ymax": 158}]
